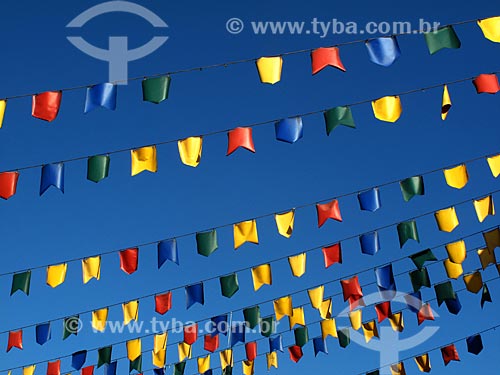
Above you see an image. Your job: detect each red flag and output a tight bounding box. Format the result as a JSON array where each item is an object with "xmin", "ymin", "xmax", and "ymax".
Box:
[
  {"xmin": 288, "ymin": 345, "xmax": 304, "ymax": 362},
  {"xmin": 119, "ymin": 248, "xmax": 138, "ymax": 274},
  {"xmin": 47, "ymin": 360, "xmax": 61, "ymax": 375},
  {"xmin": 375, "ymin": 301, "xmax": 392, "ymax": 322},
  {"xmin": 341, "ymin": 276, "xmax": 363, "ymax": 301},
  {"xmin": 0, "ymin": 172, "xmax": 19, "ymax": 200},
  {"xmin": 227, "ymin": 127, "xmax": 255, "ymax": 155},
  {"xmin": 7, "ymin": 330, "xmax": 22, "ymax": 352},
  {"xmin": 204, "ymin": 334, "xmax": 219, "ymax": 353},
  {"xmin": 311, "ymin": 47, "xmax": 346, "ymax": 75},
  {"xmin": 473, "ymin": 74, "xmax": 500, "ymax": 94},
  {"xmin": 81, "ymin": 366, "xmax": 94, "ymax": 375},
  {"xmin": 348, "ymin": 295, "xmax": 365, "ymax": 311},
  {"xmin": 155, "ymin": 292, "xmax": 172, "ymax": 315},
  {"xmin": 316, "ymin": 200, "xmax": 342, "ymax": 227},
  {"xmin": 441, "ymin": 344, "xmax": 460, "ymax": 365},
  {"xmin": 32, "ymin": 91, "xmax": 62, "ymax": 121},
  {"xmin": 322, "ymin": 243, "xmax": 342, "ymax": 268},
  {"xmin": 417, "ymin": 303, "xmax": 435, "ymax": 325},
  {"xmin": 184, "ymin": 323, "xmax": 198, "ymax": 345},
  {"xmin": 245, "ymin": 342, "xmax": 257, "ymax": 361}
]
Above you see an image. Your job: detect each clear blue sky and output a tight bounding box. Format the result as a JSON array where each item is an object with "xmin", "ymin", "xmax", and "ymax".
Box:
[{"xmin": 0, "ymin": 0, "xmax": 499, "ymax": 374}]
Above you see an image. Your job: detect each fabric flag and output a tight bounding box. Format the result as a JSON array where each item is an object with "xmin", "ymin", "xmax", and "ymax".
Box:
[
  {"xmin": 410, "ymin": 249, "xmax": 437, "ymax": 269},
  {"xmin": 442, "ymin": 85, "xmax": 452, "ymax": 120},
  {"xmin": 81, "ymin": 366, "xmax": 94, "ymax": 375},
  {"xmin": 319, "ymin": 298, "xmax": 333, "ymax": 318},
  {"xmin": 308, "ymin": 286, "xmax": 325, "ymax": 309},
  {"xmin": 120, "ymin": 248, "xmax": 138, "ymax": 274},
  {"xmin": 410, "ymin": 268, "xmax": 431, "ymax": 292},
  {"xmin": 92, "ymin": 308, "xmax": 108, "ymax": 332},
  {"xmin": 358, "ymin": 188, "xmax": 381, "ymax": 212},
  {"xmin": 97, "ymin": 346, "xmax": 112, "ymax": 368},
  {"xmin": 251, "ymin": 264, "xmax": 272, "ymax": 290},
  {"xmin": 446, "ymin": 240, "xmax": 467, "ymax": 264},
  {"xmin": 397, "ymin": 220, "xmax": 419, "ymax": 248},
  {"xmin": 87, "ymin": 155, "xmax": 110, "ymax": 183},
  {"xmin": 390, "ymin": 363, "xmax": 406, "ymax": 375},
  {"xmin": 444, "ymin": 259, "xmax": 463, "ymax": 279},
  {"xmin": 443, "ymin": 164, "xmax": 468, "ymax": 189},
  {"xmin": 260, "ymin": 315, "xmax": 276, "ymax": 337},
  {"xmin": 153, "ymin": 368, "xmax": 165, "ymax": 375},
  {"xmin": 324, "ymin": 106, "xmax": 355, "ymax": 135},
  {"xmin": 204, "ymin": 334, "xmax": 219, "ymax": 352},
  {"xmin": 444, "ymin": 294, "xmax": 462, "ymax": 315},
  {"xmin": 227, "ymin": 127, "xmax": 255, "ymax": 155},
  {"xmin": 122, "ymin": 300, "xmax": 139, "ymax": 325},
  {"xmin": 7, "ymin": 330, "xmax": 22, "ymax": 352},
  {"xmin": 435, "ymin": 207, "xmax": 459, "ymax": 232},
  {"xmin": 349, "ymin": 309, "xmax": 362, "ymax": 330},
  {"xmin": 46, "ymin": 360, "xmax": 60, "ymax": 375},
  {"xmin": 178, "ymin": 342, "xmax": 191, "ymax": 361},
  {"xmin": 275, "ymin": 210, "xmax": 295, "ymax": 238},
  {"xmin": 72, "ymin": 350, "xmax": 87, "ymax": 370},
  {"xmin": 63, "ymin": 316, "xmax": 80, "ymax": 339},
  {"xmin": 23, "ymin": 366, "xmax": 36, "ymax": 375},
  {"xmin": 289, "ymin": 345, "xmax": 304, "ymax": 362},
  {"xmin": 365, "ymin": 36, "xmax": 401, "ymax": 66},
  {"xmin": 142, "ymin": 76, "xmax": 170, "ymax": 104},
  {"xmin": 360, "ymin": 231, "xmax": 380, "ymax": 255},
  {"xmin": 220, "ymin": 349, "xmax": 234, "ymax": 369},
  {"xmin": 441, "ymin": 344, "xmax": 460, "ymax": 365},
  {"xmin": 400, "ymin": 176, "xmax": 424, "ymax": 201},
  {"xmin": 362, "ymin": 320, "xmax": 379, "ymax": 343},
  {"xmin": 211, "ymin": 315, "xmax": 229, "ymax": 336},
  {"xmin": 320, "ymin": 319, "xmax": 337, "ymax": 339},
  {"xmin": 255, "ymin": 56, "xmax": 282, "ymax": 84},
  {"xmin": 196, "ymin": 230, "xmax": 218, "ymax": 257},
  {"xmin": 375, "ymin": 264, "xmax": 396, "ymax": 299},
  {"xmin": 0, "ymin": 171, "xmax": 19, "ymax": 200},
  {"xmin": 417, "ymin": 303, "xmax": 435, "ymax": 325},
  {"xmin": 337, "ymin": 328, "xmax": 350, "ymax": 348},
  {"xmin": 424, "ymin": 26, "xmax": 461, "ymax": 54},
  {"xmin": 155, "ymin": 292, "xmax": 172, "ymax": 315},
  {"xmin": 84, "ymin": 83, "xmax": 117, "ymax": 113},
  {"xmin": 313, "ymin": 337, "xmax": 328, "ymax": 356},
  {"xmin": 483, "ymin": 228, "xmax": 500, "ymax": 252},
  {"xmin": 198, "ymin": 355, "xmax": 210, "ymax": 374},
  {"xmin": 478, "ymin": 17, "xmax": 500, "ymax": 42},
  {"xmin": 178, "ymin": 137, "xmax": 203, "ymax": 167},
  {"xmin": 487, "ymin": 154, "xmax": 500, "ymax": 177},
  {"xmin": 389, "ymin": 312, "xmax": 404, "ymax": 332},
  {"xmin": 244, "ymin": 306, "xmax": 260, "ymax": 329},
  {"xmin": 230, "ymin": 323, "xmax": 246, "ymax": 347},
  {"xmin": 477, "ymin": 248, "xmax": 497, "ymax": 270},
  {"xmin": 311, "ymin": 47, "xmax": 346, "ymax": 74},
  {"xmin": 316, "ymin": 199, "xmax": 342, "ymax": 227},
  {"xmin": 367, "ymin": 372, "xmax": 380, "ymax": 375},
  {"xmin": 40, "ymin": 163, "xmax": 64, "ymax": 195},
  {"xmin": 158, "ymin": 239, "xmax": 179, "ymax": 267},
  {"xmin": 375, "ymin": 301, "xmax": 392, "ymax": 323},
  {"xmin": 186, "ymin": 283, "xmax": 204, "ymax": 308},
  {"xmin": 126, "ymin": 339, "xmax": 141, "ymax": 361},
  {"xmin": 153, "ymin": 332, "xmax": 167, "ymax": 354},
  {"xmin": 11, "ymin": 271, "xmax": 31, "ymax": 295},
  {"xmin": 220, "ymin": 273, "xmax": 239, "ymax": 298},
  {"xmin": 463, "ymin": 272, "xmax": 483, "ymax": 293},
  {"xmin": 35, "ymin": 323, "xmax": 51, "ymax": 345},
  {"xmin": 106, "ymin": 361, "xmax": 118, "ymax": 375},
  {"xmin": 341, "ymin": 276, "xmax": 363, "ymax": 304},
  {"xmin": 246, "ymin": 342, "xmax": 257, "ymax": 361},
  {"xmin": 289, "ymin": 307, "xmax": 306, "ymax": 329},
  {"xmin": 233, "ymin": 219, "xmax": 258, "ymax": 249},
  {"xmin": 372, "ymin": 96, "xmax": 402, "ymax": 122},
  {"xmin": 294, "ymin": 328, "xmax": 309, "ymax": 350},
  {"xmin": 473, "ymin": 195, "xmax": 495, "ymax": 222},
  {"xmin": 274, "ymin": 296, "xmax": 293, "ymax": 320},
  {"xmin": 288, "ymin": 253, "xmax": 306, "ymax": 277},
  {"xmin": 435, "ymin": 281, "xmax": 456, "ymax": 306},
  {"xmin": 269, "ymin": 335, "xmax": 283, "ymax": 352},
  {"xmin": 0, "ymin": 99, "xmax": 6, "ymax": 128},
  {"xmin": 131, "ymin": 146, "xmax": 157, "ymax": 176},
  {"xmin": 275, "ymin": 117, "xmax": 303, "ymax": 143},
  {"xmin": 405, "ymin": 291, "xmax": 422, "ymax": 313},
  {"xmin": 467, "ymin": 334, "xmax": 483, "ymax": 354},
  {"xmin": 472, "ymin": 74, "xmax": 500, "ymax": 94},
  {"xmin": 129, "ymin": 355, "xmax": 142, "ymax": 372},
  {"xmin": 82, "ymin": 256, "xmax": 101, "ymax": 283},
  {"xmin": 242, "ymin": 360, "xmax": 254, "ymax": 375},
  {"xmin": 174, "ymin": 362, "xmax": 186, "ymax": 375},
  {"xmin": 481, "ymin": 283, "xmax": 493, "ymax": 308},
  {"xmin": 266, "ymin": 352, "xmax": 278, "ymax": 370},
  {"xmin": 322, "ymin": 243, "xmax": 342, "ymax": 268},
  {"xmin": 184, "ymin": 323, "xmax": 198, "ymax": 345},
  {"xmin": 32, "ymin": 91, "xmax": 62, "ymax": 122}
]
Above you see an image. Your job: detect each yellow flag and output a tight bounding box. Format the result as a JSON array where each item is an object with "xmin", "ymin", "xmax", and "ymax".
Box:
[
  {"xmin": 446, "ymin": 240, "xmax": 467, "ymax": 264},
  {"xmin": 0, "ymin": 100, "xmax": 6, "ymax": 128},
  {"xmin": 415, "ymin": 353, "xmax": 431, "ymax": 372},
  {"xmin": 251, "ymin": 264, "xmax": 272, "ymax": 291},
  {"xmin": 275, "ymin": 210, "xmax": 295, "ymax": 238},
  {"xmin": 319, "ymin": 298, "xmax": 333, "ymax": 319},
  {"xmin": 242, "ymin": 360, "xmax": 255, "ymax": 375},
  {"xmin": 444, "ymin": 259, "xmax": 463, "ymax": 279},
  {"xmin": 486, "ymin": 154, "xmax": 500, "ymax": 177},
  {"xmin": 92, "ymin": 308, "xmax": 108, "ymax": 332},
  {"xmin": 23, "ymin": 366, "xmax": 35, "ymax": 375},
  {"xmin": 362, "ymin": 320, "xmax": 379, "ymax": 342},
  {"xmin": 390, "ymin": 362, "xmax": 406, "ymax": 375},
  {"xmin": 274, "ymin": 296, "xmax": 293, "ymax": 320},
  {"xmin": 477, "ymin": 248, "xmax": 497, "ymax": 270},
  {"xmin": 178, "ymin": 342, "xmax": 192, "ymax": 362},
  {"xmin": 46, "ymin": 263, "xmax": 67, "ymax": 288},
  {"xmin": 152, "ymin": 349, "xmax": 166, "ymax": 368},
  {"xmin": 220, "ymin": 349, "xmax": 234, "ymax": 368},
  {"xmin": 288, "ymin": 253, "xmax": 306, "ymax": 277},
  {"xmin": 473, "ymin": 195, "xmax": 495, "ymax": 222},
  {"xmin": 441, "ymin": 85, "xmax": 452, "ymax": 120},
  {"xmin": 463, "ymin": 271, "xmax": 483, "ymax": 294},
  {"xmin": 289, "ymin": 307, "xmax": 305, "ymax": 329},
  {"xmin": 388, "ymin": 312, "xmax": 404, "ymax": 332},
  {"xmin": 308, "ymin": 286, "xmax": 324, "ymax": 309},
  {"xmin": 478, "ymin": 17, "xmax": 500, "ymax": 43},
  {"xmin": 434, "ymin": 207, "xmax": 459, "ymax": 232},
  {"xmin": 372, "ymin": 96, "xmax": 402, "ymax": 122},
  {"xmin": 320, "ymin": 318, "xmax": 337, "ymax": 339},
  {"xmin": 266, "ymin": 351, "xmax": 278, "ymax": 369},
  {"xmin": 233, "ymin": 220, "xmax": 259, "ymax": 249},
  {"xmin": 131, "ymin": 146, "xmax": 158, "ymax": 176},
  {"xmin": 178, "ymin": 137, "xmax": 203, "ymax": 167},
  {"xmin": 349, "ymin": 309, "xmax": 362, "ymax": 330},
  {"xmin": 443, "ymin": 164, "xmax": 468, "ymax": 189},
  {"xmin": 198, "ymin": 355, "xmax": 211, "ymax": 373},
  {"xmin": 256, "ymin": 56, "xmax": 283, "ymax": 84},
  {"xmin": 127, "ymin": 338, "xmax": 142, "ymax": 361},
  {"xmin": 122, "ymin": 300, "xmax": 139, "ymax": 325},
  {"xmin": 82, "ymin": 256, "xmax": 101, "ymax": 284},
  {"xmin": 154, "ymin": 332, "xmax": 168, "ymax": 353}
]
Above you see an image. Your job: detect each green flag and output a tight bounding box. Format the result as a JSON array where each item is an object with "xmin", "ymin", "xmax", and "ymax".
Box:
[
  {"xmin": 129, "ymin": 355, "xmax": 142, "ymax": 372},
  {"xmin": 324, "ymin": 106, "xmax": 355, "ymax": 135},
  {"xmin": 243, "ymin": 306, "xmax": 261, "ymax": 329},
  {"xmin": 409, "ymin": 268, "xmax": 431, "ymax": 292},
  {"xmin": 337, "ymin": 328, "xmax": 350, "ymax": 348},
  {"xmin": 11, "ymin": 270, "xmax": 31, "ymax": 295},
  {"xmin": 397, "ymin": 220, "xmax": 419, "ymax": 248},
  {"xmin": 97, "ymin": 346, "xmax": 112, "ymax": 367},
  {"xmin": 62, "ymin": 315, "xmax": 80, "ymax": 340},
  {"xmin": 87, "ymin": 155, "xmax": 110, "ymax": 183},
  {"xmin": 424, "ymin": 26, "xmax": 461, "ymax": 54},
  {"xmin": 435, "ymin": 281, "xmax": 456, "ymax": 306},
  {"xmin": 220, "ymin": 274, "xmax": 239, "ymax": 298},
  {"xmin": 409, "ymin": 249, "xmax": 437, "ymax": 269},
  {"xmin": 142, "ymin": 76, "xmax": 171, "ymax": 104},
  {"xmin": 400, "ymin": 176, "xmax": 424, "ymax": 202},
  {"xmin": 260, "ymin": 315, "xmax": 275, "ymax": 337},
  {"xmin": 294, "ymin": 326, "xmax": 309, "ymax": 347},
  {"xmin": 367, "ymin": 371, "xmax": 380, "ymax": 375},
  {"xmin": 222, "ymin": 366, "xmax": 233, "ymax": 375},
  {"xmin": 174, "ymin": 362, "xmax": 186, "ymax": 375},
  {"xmin": 196, "ymin": 230, "xmax": 218, "ymax": 257},
  {"xmin": 481, "ymin": 283, "xmax": 492, "ymax": 308}
]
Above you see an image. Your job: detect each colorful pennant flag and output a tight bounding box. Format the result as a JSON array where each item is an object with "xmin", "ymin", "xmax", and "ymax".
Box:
[
  {"xmin": 324, "ymin": 106, "xmax": 355, "ymax": 135},
  {"xmin": 158, "ymin": 239, "xmax": 179, "ymax": 267},
  {"xmin": 178, "ymin": 137, "xmax": 203, "ymax": 167},
  {"xmin": 389, "ymin": 312, "xmax": 404, "ymax": 332},
  {"xmin": 142, "ymin": 76, "xmax": 170, "ymax": 104},
  {"xmin": 184, "ymin": 323, "xmax": 198, "ymax": 345},
  {"xmin": 82, "ymin": 256, "xmax": 101, "ymax": 283},
  {"xmin": 255, "ymin": 56, "xmax": 283, "ymax": 84},
  {"xmin": 0, "ymin": 100, "xmax": 6, "ymax": 128},
  {"xmin": 441, "ymin": 344, "xmax": 460, "ymax": 365},
  {"xmin": 487, "ymin": 154, "xmax": 500, "ymax": 177},
  {"xmin": 266, "ymin": 351, "xmax": 278, "ymax": 370},
  {"xmin": 289, "ymin": 345, "xmax": 304, "ymax": 362},
  {"xmin": 289, "ymin": 307, "xmax": 306, "ymax": 329},
  {"xmin": 97, "ymin": 346, "xmax": 112, "ymax": 368},
  {"xmin": 227, "ymin": 127, "xmax": 255, "ymax": 155},
  {"xmin": 7, "ymin": 330, "xmax": 23, "ymax": 352},
  {"xmin": 274, "ymin": 296, "xmax": 293, "ymax": 320},
  {"xmin": 220, "ymin": 273, "xmax": 239, "ymax": 298},
  {"xmin": 308, "ymin": 286, "xmax": 324, "ymax": 309},
  {"xmin": 275, "ymin": 210, "xmax": 295, "ymax": 238},
  {"xmin": 40, "ymin": 163, "xmax": 64, "ymax": 195},
  {"xmin": 322, "ymin": 243, "xmax": 342, "ymax": 268},
  {"xmin": 275, "ymin": 117, "xmax": 303, "ymax": 143},
  {"xmin": 316, "ymin": 199, "xmax": 342, "ymax": 227},
  {"xmin": 349, "ymin": 309, "xmax": 362, "ymax": 330},
  {"xmin": 466, "ymin": 334, "xmax": 483, "ymax": 354},
  {"xmin": 375, "ymin": 301, "xmax": 392, "ymax": 322},
  {"xmin": 424, "ymin": 26, "xmax": 461, "ymax": 54},
  {"xmin": 251, "ymin": 264, "xmax": 272, "ymax": 290},
  {"xmin": 477, "ymin": 248, "xmax": 497, "ymax": 270},
  {"xmin": 410, "ymin": 268, "xmax": 431, "ymax": 292},
  {"xmin": 32, "ymin": 91, "xmax": 62, "ymax": 122},
  {"xmin": 375, "ymin": 264, "xmax": 396, "ymax": 298},
  {"xmin": 243, "ymin": 306, "xmax": 260, "ymax": 329},
  {"xmin": 473, "ymin": 195, "xmax": 495, "ymax": 222},
  {"xmin": 473, "ymin": 74, "xmax": 500, "ymax": 94},
  {"xmin": 92, "ymin": 308, "xmax": 108, "ymax": 332},
  {"xmin": 311, "ymin": 47, "xmax": 346, "ymax": 74},
  {"xmin": 463, "ymin": 271, "xmax": 483, "ymax": 293},
  {"xmin": 337, "ymin": 328, "xmax": 350, "ymax": 348},
  {"xmin": 204, "ymin": 334, "xmax": 219, "ymax": 353},
  {"xmin": 120, "ymin": 248, "xmax": 138, "ymax": 274},
  {"xmin": 269, "ymin": 335, "xmax": 283, "ymax": 352},
  {"xmin": 434, "ymin": 206, "xmax": 459, "ymax": 232},
  {"xmin": 186, "ymin": 283, "xmax": 204, "ymax": 308},
  {"xmin": 372, "ymin": 96, "xmax": 402, "ymax": 122},
  {"xmin": 0, "ymin": 172, "xmax": 19, "ymax": 200},
  {"xmin": 441, "ymin": 85, "xmax": 452, "ymax": 120},
  {"xmin": 233, "ymin": 219, "xmax": 259, "ymax": 249},
  {"xmin": 358, "ymin": 188, "xmax": 381, "ymax": 212},
  {"xmin": 63, "ymin": 316, "xmax": 80, "ymax": 340},
  {"xmin": 365, "ymin": 36, "xmax": 401, "ymax": 67},
  {"xmin": 35, "ymin": 323, "xmax": 51, "ymax": 345},
  {"xmin": 196, "ymin": 230, "xmax": 218, "ymax": 257},
  {"xmin": 362, "ymin": 320, "xmax": 379, "ymax": 342},
  {"xmin": 435, "ymin": 281, "xmax": 456, "ymax": 306},
  {"xmin": 155, "ymin": 292, "xmax": 172, "ymax": 315},
  {"xmin": 87, "ymin": 155, "xmax": 110, "ymax": 183},
  {"xmin": 288, "ymin": 253, "xmax": 306, "ymax": 277},
  {"xmin": 320, "ymin": 319, "xmax": 337, "ymax": 339},
  {"xmin": 122, "ymin": 300, "xmax": 139, "ymax": 325},
  {"xmin": 260, "ymin": 315, "xmax": 276, "ymax": 337},
  {"xmin": 71, "ymin": 350, "xmax": 87, "ymax": 370},
  {"xmin": 360, "ymin": 232, "xmax": 380, "ymax": 255},
  {"xmin": 397, "ymin": 220, "xmax": 419, "ymax": 248},
  {"xmin": 246, "ymin": 342, "xmax": 257, "ymax": 361},
  {"xmin": 197, "ymin": 355, "xmax": 210, "ymax": 374},
  {"xmin": 131, "ymin": 146, "xmax": 157, "ymax": 176},
  {"xmin": 84, "ymin": 83, "xmax": 117, "ymax": 113},
  {"xmin": 400, "ymin": 176, "xmax": 424, "ymax": 201},
  {"xmin": 478, "ymin": 17, "xmax": 500, "ymax": 42},
  {"xmin": 410, "ymin": 249, "xmax": 437, "ymax": 269},
  {"xmin": 483, "ymin": 228, "xmax": 500, "ymax": 252},
  {"xmin": 443, "ymin": 164, "xmax": 468, "ymax": 189},
  {"xmin": 444, "ymin": 259, "xmax": 463, "ymax": 279},
  {"xmin": 11, "ymin": 271, "xmax": 31, "ymax": 296},
  {"xmin": 446, "ymin": 240, "xmax": 467, "ymax": 264}
]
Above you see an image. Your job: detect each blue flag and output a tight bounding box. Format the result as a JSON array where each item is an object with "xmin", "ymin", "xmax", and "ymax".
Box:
[
  {"xmin": 186, "ymin": 283, "xmax": 204, "ymax": 309},
  {"xmin": 365, "ymin": 36, "xmax": 401, "ymax": 67},
  {"xmin": 105, "ymin": 362, "xmax": 117, "ymax": 375},
  {"xmin": 404, "ymin": 291, "xmax": 422, "ymax": 313},
  {"xmin": 40, "ymin": 163, "xmax": 64, "ymax": 195},
  {"xmin": 445, "ymin": 294, "xmax": 462, "ymax": 315},
  {"xmin": 211, "ymin": 314, "xmax": 228, "ymax": 336},
  {"xmin": 84, "ymin": 83, "xmax": 117, "ymax": 113},
  {"xmin": 158, "ymin": 239, "xmax": 179, "ymax": 268},
  {"xmin": 230, "ymin": 322, "xmax": 246, "ymax": 347},
  {"xmin": 153, "ymin": 369, "xmax": 165, "ymax": 375},
  {"xmin": 275, "ymin": 117, "xmax": 303, "ymax": 144},
  {"xmin": 360, "ymin": 231, "xmax": 380, "ymax": 255},
  {"xmin": 269, "ymin": 334, "xmax": 283, "ymax": 352},
  {"xmin": 36, "ymin": 322, "xmax": 51, "ymax": 345},
  {"xmin": 358, "ymin": 188, "xmax": 381, "ymax": 212},
  {"xmin": 313, "ymin": 337, "xmax": 328, "ymax": 356},
  {"xmin": 466, "ymin": 334, "xmax": 483, "ymax": 355},
  {"xmin": 71, "ymin": 350, "xmax": 87, "ymax": 370},
  {"xmin": 375, "ymin": 264, "xmax": 396, "ymax": 299}
]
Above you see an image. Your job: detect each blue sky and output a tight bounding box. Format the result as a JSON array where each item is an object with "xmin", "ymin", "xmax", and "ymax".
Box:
[{"xmin": 0, "ymin": 0, "xmax": 499, "ymax": 374}]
